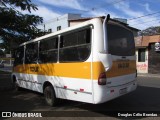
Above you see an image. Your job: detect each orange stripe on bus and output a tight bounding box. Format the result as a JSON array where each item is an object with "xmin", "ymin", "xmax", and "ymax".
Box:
[
  {"xmin": 13, "ymin": 62, "xmax": 91, "ymax": 79},
  {"xmin": 13, "ymin": 61, "xmax": 136, "ymax": 80},
  {"xmin": 106, "ymin": 61, "xmax": 136, "ymax": 78}
]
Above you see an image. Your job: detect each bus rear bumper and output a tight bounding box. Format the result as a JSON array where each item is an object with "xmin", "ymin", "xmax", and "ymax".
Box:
[{"xmin": 93, "ymin": 79, "xmax": 137, "ymax": 104}]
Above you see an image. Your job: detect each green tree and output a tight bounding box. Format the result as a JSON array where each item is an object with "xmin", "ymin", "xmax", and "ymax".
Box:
[{"xmin": 0, "ymin": 0, "xmax": 44, "ymax": 52}]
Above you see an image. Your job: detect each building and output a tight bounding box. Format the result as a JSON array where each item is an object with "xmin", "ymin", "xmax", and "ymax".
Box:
[
  {"xmin": 37, "ymin": 13, "xmax": 82, "ymax": 33},
  {"xmin": 135, "ymin": 35, "xmax": 160, "ymax": 74}
]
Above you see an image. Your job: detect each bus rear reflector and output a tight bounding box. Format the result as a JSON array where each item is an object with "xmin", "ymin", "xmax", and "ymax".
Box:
[
  {"xmin": 80, "ymin": 88, "xmax": 84, "ymax": 92},
  {"xmin": 110, "ymin": 89, "xmax": 114, "ymax": 93},
  {"xmin": 98, "ymin": 72, "xmax": 106, "ymax": 85}
]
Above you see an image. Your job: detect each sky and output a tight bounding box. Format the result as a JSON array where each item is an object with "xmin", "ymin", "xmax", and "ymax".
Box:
[{"xmin": 20, "ymin": 0, "xmax": 160, "ymax": 30}]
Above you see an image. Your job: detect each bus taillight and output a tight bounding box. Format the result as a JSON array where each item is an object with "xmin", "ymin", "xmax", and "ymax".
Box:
[{"xmin": 98, "ymin": 72, "xmax": 106, "ymax": 85}]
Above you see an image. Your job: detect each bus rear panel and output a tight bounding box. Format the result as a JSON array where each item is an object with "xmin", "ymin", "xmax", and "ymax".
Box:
[{"xmin": 92, "ymin": 20, "xmax": 137, "ymax": 104}]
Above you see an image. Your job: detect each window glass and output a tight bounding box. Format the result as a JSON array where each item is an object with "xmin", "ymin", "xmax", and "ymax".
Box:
[
  {"xmin": 62, "ymin": 32, "xmax": 78, "ymax": 47},
  {"xmin": 25, "ymin": 42, "xmax": 38, "ymax": 64},
  {"xmin": 59, "ymin": 45, "xmax": 90, "ymax": 62},
  {"xmin": 107, "ymin": 24, "xmax": 135, "ymax": 56},
  {"xmin": 138, "ymin": 48, "xmax": 145, "ymax": 62},
  {"xmin": 40, "ymin": 38, "xmax": 58, "ymax": 51},
  {"xmin": 39, "ymin": 37, "xmax": 58, "ymax": 63},
  {"xmin": 57, "ymin": 26, "xmax": 61, "ymax": 31},
  {"xmin": 13, "ymin": 46, "xmax": 24, "ymax": 66},
  {"xmin": 78, "ymin": 30, "xmax": 91, "ymax": 44},
  {"xmin": 59, "ymin": 28, "xmax": 91, "ymax": 62}
]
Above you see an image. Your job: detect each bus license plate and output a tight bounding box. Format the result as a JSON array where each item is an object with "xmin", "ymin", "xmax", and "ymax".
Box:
[{"xmin": 119, "ymin": 88, "xmax": 127, "ymax": 95}]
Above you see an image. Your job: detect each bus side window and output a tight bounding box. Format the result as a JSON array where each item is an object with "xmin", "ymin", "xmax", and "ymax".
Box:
[
  {"xmin": 14, "ymin": 46, "xmax": 24, "ymax": 66},
  {"xmin": 39, "ymin": 37, "xmax": 58, "ymax": 63},
  {"xmin": 77, "ymin": 29, "xmax": 91, "ymax": 61},
  {"xmin": 77, "ymin": 29, "xmax": 91, "ymax": 44},
  {"xmin": 59, "ymin": 28, "xmax": 91, "ymax": 62},
  {"xmin": 25, "ymin": 42, "xmax": 38, "ymax": 64},
  {"xmin": 60, "ymin": 36, "xmax": 64, "ymax": 48}
]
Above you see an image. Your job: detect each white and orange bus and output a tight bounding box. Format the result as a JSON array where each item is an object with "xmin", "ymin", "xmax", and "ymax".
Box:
[{"xmin": 12, "ymin": 16, "xmax": 137, "ymax": 106}]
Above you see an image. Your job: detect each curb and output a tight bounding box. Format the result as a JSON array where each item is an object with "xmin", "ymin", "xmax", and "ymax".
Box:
[{"xmin": 138, "ymin": 74, "xmax": 160, "ymax": 78}]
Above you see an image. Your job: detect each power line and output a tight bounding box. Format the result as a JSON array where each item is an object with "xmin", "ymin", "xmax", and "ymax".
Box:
[
  {"xmin": 87, "ymin": 0, "xmax": 160, "ymax": 24},
  {"xmin": 129, "ymin": 13, "xmax": 160, "ymax": 23},
  {"xmin": 128, "ymin": 11, "xmax": 160, "ymax": 21},
  {"xmin": 130, "ymin": 18, "xmax": 160, "ymax": 26}
]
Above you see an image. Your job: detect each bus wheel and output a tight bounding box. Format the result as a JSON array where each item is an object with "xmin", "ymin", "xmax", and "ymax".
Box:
[
  {"xmin": 44, "ymin": 85, "xmax": 57, "ymax": 106},
  {"xmin": 13, "ymin": 80, "xmax": 21, "ymax": 91}
]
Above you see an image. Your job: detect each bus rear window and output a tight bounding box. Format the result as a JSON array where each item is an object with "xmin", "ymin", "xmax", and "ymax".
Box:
[{"xmin": 107, "ymin": 24, "xmax": 135, "ymax": 56}]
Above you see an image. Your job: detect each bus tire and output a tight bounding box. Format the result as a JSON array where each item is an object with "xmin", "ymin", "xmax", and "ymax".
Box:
[
  {"xmin": 44, "ymin": 85, "xmax": 57, "ymax": 106},
  {"xmin": 12, "ymin": 76, "xmax": 21, "ymax": 91},
  {"xmin": 13, "ymin": 80, "xmax": 21, "ymax": 91}
]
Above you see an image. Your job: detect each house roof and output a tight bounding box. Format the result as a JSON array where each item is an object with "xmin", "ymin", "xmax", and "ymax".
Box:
[{"xmin": 135, "ymin": 35, "xmax": 160, "ymax": 47}]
